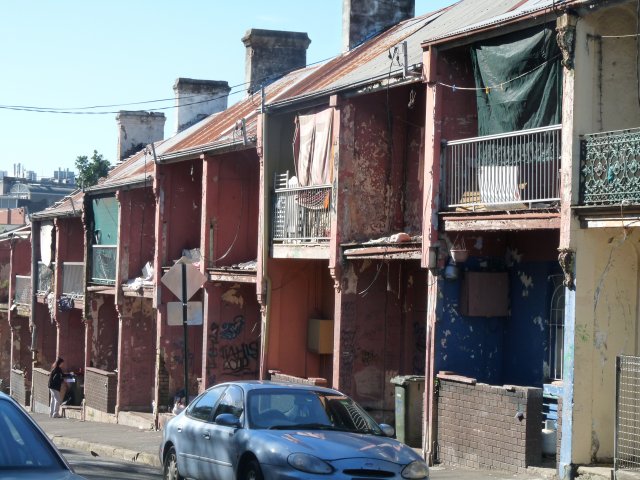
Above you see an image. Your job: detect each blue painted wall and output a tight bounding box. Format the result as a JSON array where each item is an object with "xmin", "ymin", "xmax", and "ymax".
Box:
[{"xmin": 434, "ymin": 255, "xmax": 561, "ymax": 387}]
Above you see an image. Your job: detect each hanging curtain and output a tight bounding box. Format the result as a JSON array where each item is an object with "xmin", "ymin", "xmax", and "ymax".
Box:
[
  {"xmin": 470, "ymin": 24, "xmax": 562, "ymax": 136},
  {"xmin": 293, "ymin": 108, "xmax": 334, "ymax": 186},
  {"xmin": 40, "ymin": 223, "xmax": 54, "ymax": 266}
]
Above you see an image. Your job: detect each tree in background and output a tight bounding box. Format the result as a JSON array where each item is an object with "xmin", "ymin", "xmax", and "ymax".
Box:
[{"xmin": 75, "ymin": 150, "xmax": 110, "ymax": 188}]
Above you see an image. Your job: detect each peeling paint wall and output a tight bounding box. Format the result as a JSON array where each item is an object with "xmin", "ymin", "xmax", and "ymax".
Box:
[
  {"xmin": 55, "ymin": 309, "xmax": 84, "ymax": 373},
  {"xmin": 162, "ymin": 161, "xmax": 203, "ymax": 264},
  {"xmin": 118, "ymin": 297, "xmax": 156, "ymax": 410},
  {"xmin": 88, "ymin": 295, "xmax": 118, "ymax": 372},
  {"xmin": 337, "ymin": 86, "xmax": 425, "ymax": 242},
  {"xmin": 335, "ymin": 259, "xmax": 427, "ymax": 423},
  {"xmin": 201, "ymin": 151, "xmax": 259, "ymax": 268},
  {"xmin": 32, "ymin": 303, "xmax": 56, "ymax": 368},
  {"xmin": 571, "ymin": 228, "xmax": 640, "ymax": 464},
  {"xmin": 203, "ymin": 282, "xmax": 260, "ymax": 387},
  {"xmin": 434, "ymin": 231, "xmax": 560, "ymax": 387},
  {"xmin": 266, "ymin": 259, "xmax": 334, "ymax": 382},
  {"xmin": 117, "ymin": 187, "xmax": 156, "ymax": 282},
  {"xmin": 0, "ymin": 311, "xmax": 11, "ymax": 387}
]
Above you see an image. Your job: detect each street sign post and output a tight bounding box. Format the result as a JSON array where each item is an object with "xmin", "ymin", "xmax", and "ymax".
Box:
[{"xmin": 161, "ymin": 258, "xmax": 206, "ymax": 406}]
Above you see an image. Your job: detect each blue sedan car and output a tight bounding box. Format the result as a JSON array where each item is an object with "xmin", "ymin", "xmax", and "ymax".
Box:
[{"xmin": 160, "ymin": 381, "xmax": 428, "ymax": 480}]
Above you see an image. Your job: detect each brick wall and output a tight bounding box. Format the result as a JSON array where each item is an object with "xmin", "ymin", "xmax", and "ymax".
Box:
[
  {"xmin": 84, "ymin": 367, "xmax": 117, "ymax": 413},
  {"xmin": 436, "ymin": 374, "xmax": 543, "ymax": 473},
  {"xmin": 32, "ymin": 367, "xmax": 50, "ymax": 414},
  {"xmin": 10, "ymin": 369, "xmax": 30, "ymax": 406}
]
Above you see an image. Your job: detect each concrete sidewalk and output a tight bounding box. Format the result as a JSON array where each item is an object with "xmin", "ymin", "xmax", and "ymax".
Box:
[
  {"xmin": 31, "ymin": 413, "xmax": 163, "ymax": 468},
  {"xmin": 32, "ymin": 412, "xmax": 612, "ymax": 480}
]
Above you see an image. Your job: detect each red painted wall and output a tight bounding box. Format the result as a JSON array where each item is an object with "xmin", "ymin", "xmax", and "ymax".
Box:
[
  {"xmin": 56, "ymin": 309, "xmax": 84, "ymax": 373},
  {"xmin": 334, "ymin": 260, "xmax": 427, "ymax": 423},
  {"xmin": 201, "ymin": 151, "xmax": 259, "ymax": 268},
  {"xmin": 0, "ymin": 312, "xmax": 11, "ymax": 387},
  {"xmin": 0, "ymin": 241, "xmax": 10, "ymax": 303},
  {"xmin": 161, "ymin": 161, "xmax": 203, "ymax": 265},
  {"xmin": 118, "ymin": 297, "xmax": 156, "ymax": 410},
  {"xmin": 117, "ymin": 187, "xmax": 156, "ymax": 281},
  {"xmin": 88, "ymin": 296, "xmax": 119, "ymax": 372},
  {"xmin": 337, "ymin": 86, "xmax": 426, "ymax": 243},
  {"xmin": 56, "ymin": 218, "xmax": 84, "ymax": 262},
  {"xmin": 33, "ymin": 303, "xmax": 56, "ymax": 368},
  {"xmin": 266, "ymin": 259, "xmax": 334, "ymax": 381},
  {"xmin": 202, "ymin": 282, "xmax": 260, "ymax": 387}
]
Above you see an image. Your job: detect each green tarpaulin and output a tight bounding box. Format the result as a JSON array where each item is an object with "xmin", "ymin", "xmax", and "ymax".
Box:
[
  {"xmin": 471, "ymin": 24, "xmax": 562, "ymax": 136},
  {"xmin": 92, "ymin": 196, "xmax": 119, "ymax": 245}
]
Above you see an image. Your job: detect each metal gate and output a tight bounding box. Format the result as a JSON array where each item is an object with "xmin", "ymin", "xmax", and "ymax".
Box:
[{"xmin": 615, "ymin": 355, "xmax": 640, "ymax": 478}]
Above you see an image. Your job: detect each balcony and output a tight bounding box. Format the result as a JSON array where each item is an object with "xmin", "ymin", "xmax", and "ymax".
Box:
[
  {"xmin": 580, "ymin": 128, "xmax": 640, "ymax": 206},
  {"xmin": 91, "ymin": 245, "xmax": 116, "ymax": 285},
  {"xmin": 14, "ymin": 275, "xmax": 31, "ymax": 306},
  {"xmin": 62, "ymin": 262, "xmax": 84, "ymax": 298},
  {"xmin": 272, "ymin": 185, "xmax": 332, "ymax": 243},
  {"xmin": 444, "ymin": 125, "xmax": 562, "ymax": 210},
  {"xmin": 36, "ymin": 261, "xmax": 55, "ymax": 295}
]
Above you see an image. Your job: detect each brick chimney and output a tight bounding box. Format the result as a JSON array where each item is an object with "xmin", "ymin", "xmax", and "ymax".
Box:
[
  {"xmin": 116, "ymin": 111, "xmax": 166, "ymax": 161},
  {"xmin": 173, "ymin": 78, "xmax": 231, "ymax": 134},
  {"xmin": 342, "ymin": 0, "xmax": 415, "ymax": 51},
  {"xmin": 241, "ymin": 29, "xmax": 311, "ymax": 94}
]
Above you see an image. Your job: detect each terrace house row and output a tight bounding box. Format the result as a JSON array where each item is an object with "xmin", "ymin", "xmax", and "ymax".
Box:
[{"xmin": 1, "ymin": 0, "xmax": 639, "ymax": 479}]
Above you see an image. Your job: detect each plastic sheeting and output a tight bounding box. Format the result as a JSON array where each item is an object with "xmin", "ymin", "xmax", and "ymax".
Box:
[
  {"xmin": 471, "ymin": 24, "xmax": 561, "ymax": 136},
  {"xmin": 40, "ymin": 223, "xmax": 54, "ymax": 266}
]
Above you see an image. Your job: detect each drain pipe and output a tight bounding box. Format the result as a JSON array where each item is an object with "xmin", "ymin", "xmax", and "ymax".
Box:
[
  {"xmin": 258, "ymin": 87, "xmax": 272, "ymax": 380},
  {"xmin": 29, "ymin": 221, "xmax": 38, "ymax": 412}
]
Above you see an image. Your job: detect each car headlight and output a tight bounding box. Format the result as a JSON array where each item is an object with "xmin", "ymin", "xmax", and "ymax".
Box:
[
  {"xmin": 287, "ymin": 453, "xmax": 333, "ymax": 474},
  {"xmin": 401, "ymin": 460, "xmax": 429, "ymax": 479}
]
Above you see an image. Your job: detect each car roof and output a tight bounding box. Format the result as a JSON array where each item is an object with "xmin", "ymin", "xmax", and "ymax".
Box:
[{"xmin": 207, "ymin": 380, "xmax": 342, "ymax": 396}]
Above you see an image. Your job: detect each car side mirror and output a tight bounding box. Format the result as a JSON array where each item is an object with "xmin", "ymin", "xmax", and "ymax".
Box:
[
  {"xmin": 379, "ymin": 424, "xmax": 395, "ymax": 438},
  {"xmin": 215, "ymin": 413, "xmax": 242, "ymax": 428}
]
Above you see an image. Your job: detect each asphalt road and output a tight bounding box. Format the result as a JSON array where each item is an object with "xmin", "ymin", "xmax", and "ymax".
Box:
[{"xmin": 61, "ymin": 448, "xmax": 162, "ymax": 480}]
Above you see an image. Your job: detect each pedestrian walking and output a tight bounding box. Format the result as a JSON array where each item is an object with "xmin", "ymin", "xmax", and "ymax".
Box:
[{"xmin": 48, "ymin": 357, "xmax": 65, "ymax": 418}]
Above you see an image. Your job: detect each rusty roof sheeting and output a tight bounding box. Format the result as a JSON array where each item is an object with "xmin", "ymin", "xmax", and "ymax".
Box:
[{"xmin": 31, "ymin": 190, "xmax": 84, "ymax": 219}]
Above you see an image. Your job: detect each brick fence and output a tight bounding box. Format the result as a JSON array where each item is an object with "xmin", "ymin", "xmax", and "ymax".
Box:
[
  {"xmin": 436, "ymin": 373, "xmax": 543, "ymax": 474},
  {"xmin": 32, "ymin": 367, "xmax": 50, "ymax": 414},
  {"xmin": 10, "ymin": 368, "xmax": 30, "ymax": 406},
  {"xmin": 84, "ymin": 367, "xmax": 117, "ymax": 413}
]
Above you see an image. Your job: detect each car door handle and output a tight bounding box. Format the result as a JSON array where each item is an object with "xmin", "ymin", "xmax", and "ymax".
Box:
[{"xmin": 202, "ymin": 432, "xmax": 210, "ymax": 440}]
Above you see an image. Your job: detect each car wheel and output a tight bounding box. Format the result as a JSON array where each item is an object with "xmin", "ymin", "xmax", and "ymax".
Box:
[
  {"xmin": 163, "ymin": 447, "xmax": 184, "ymax": 480},
  {"xmin": 242, "ymin": 458, "xmax": 264, "ymax": 480}
]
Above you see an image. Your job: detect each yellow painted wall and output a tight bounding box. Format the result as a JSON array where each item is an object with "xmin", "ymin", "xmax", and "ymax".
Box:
[{"xmin": 568, "ymin": 2, "xmax": 640, "ymax": 464}]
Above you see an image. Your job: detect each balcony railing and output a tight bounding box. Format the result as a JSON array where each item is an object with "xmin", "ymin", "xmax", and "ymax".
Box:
[
  {"xmin": 444, "ymin": 125, "xmax": 562, "ymax": 210},
  {"xmin": 91, "ymin": 245, "xmax": 116, "ymax": 285},
  {"xmin": 272, "ymin": 185, "xmax": 332, "ymax": 243},
  {"xmin": 62, "ymin": 262, "xmax": 84, "ymax": 297},
  {"xmin": 14, "ymin": 275, "xmax": 31, "ymax": 306},
  {"xmin": 580, "ymin": 127, "xmax": 640, "ymax": 206},
  {"xmin": 36, "ymin": 261, "xmax": 55, "ymax": 294}
]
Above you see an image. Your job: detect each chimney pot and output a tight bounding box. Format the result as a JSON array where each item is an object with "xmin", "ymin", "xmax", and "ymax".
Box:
[
  {"xmin": 241, "ymin": 29, "xmax": 311, "ymax": 94},
  {"xmin": 116, "ymin": 111, "xmax": 166, "ymax": 162},
  {"xmin": 173, "ymin": 78, "xmax": 231, "ymax": 134},
  {"xmin": 343, "ymin": 0, "xmax": 415, "ymax": 51}
]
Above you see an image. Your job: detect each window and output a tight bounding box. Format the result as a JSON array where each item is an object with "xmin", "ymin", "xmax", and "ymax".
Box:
[
  {"xmin": 186, "ymin": 386, "xmax": 226, "ymax": 422},
  {"xmin": 213, "ymin": 385, "xmax": 244, "ymax": 421}
]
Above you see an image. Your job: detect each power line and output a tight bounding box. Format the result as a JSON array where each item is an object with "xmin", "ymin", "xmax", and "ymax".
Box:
[{"xmin": 0, "ymin": 54, "xmax": 337, "ymax": 115}]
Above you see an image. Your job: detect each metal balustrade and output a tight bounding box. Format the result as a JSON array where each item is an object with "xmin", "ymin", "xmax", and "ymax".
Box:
[
  {"xmin": 272, "ymin": 185, "xmax": 332, "ymax": 243},
  {"xmin": 36, "ymin": 261, "xmax": 55, "ymax": 294},
  {"xmin": 14, "ymin": 275, "xmax": 31, "ymax": 305},
  {"xmin": 91, "ymin": 245, "xmax": 117, "ymax": 285},
  {"xmin": 581, "ymin": 127, "xmax": 640, "ymax": 206},
  {"xmin": 444, "ymin": 125, "xmax": 562, "ymax": 210},
  {"xmin": 62, "ymin": 262, "xmax": 84, "ymax": 297}
]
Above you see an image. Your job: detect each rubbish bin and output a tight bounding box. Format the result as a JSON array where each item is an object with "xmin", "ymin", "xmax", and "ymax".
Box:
[{"xmin": 390, "ymin": 375, "xmax": 425, "ymax": 448}]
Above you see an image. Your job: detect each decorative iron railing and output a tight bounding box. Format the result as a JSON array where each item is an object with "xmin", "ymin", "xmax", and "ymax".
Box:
[
  {"xmin": 444, "ymin": 125, "xmax": 562, "ymax": 210},
  {"xmin": 91, "ymin": 245, "xmax": 117, "ymax": 285},
  {"xmin": 272, "ymin": 185, "xmax": 332, "ymax": 243},
  {"xmin": 580, "ymin": 128, "xmax": 640, "ymax": 205},
  {"xmin": 62, "ymin": 262, "xmax": 84, "ymax": 297},
  {"xmin": 36, "ymin": 261, "xmax": 55, "ymax": 294},
  {"xmin": 14, "ymin": 275, "xmax": 31, "ymax": 305}
]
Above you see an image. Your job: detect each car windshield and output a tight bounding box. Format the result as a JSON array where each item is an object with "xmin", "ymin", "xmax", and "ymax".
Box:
[
  {"xmin": 0, "ymin": 398, "xmax": 67, "ymax": 470},
  {"xmin": 247, "ymin": 389, "xmax": 383, "ymax": 435}
]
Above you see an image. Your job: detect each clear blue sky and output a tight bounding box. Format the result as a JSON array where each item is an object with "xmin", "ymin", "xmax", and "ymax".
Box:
[{"xmin": 0, "ymin": 1, "xmax": 455, "ymax": 178}]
